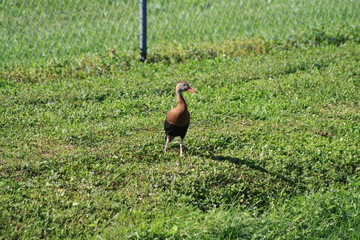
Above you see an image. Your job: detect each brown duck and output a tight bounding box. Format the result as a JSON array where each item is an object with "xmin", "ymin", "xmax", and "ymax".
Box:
[{"xmin": 164, "ymin": 81, "xmax": 197, "ymax": 156}]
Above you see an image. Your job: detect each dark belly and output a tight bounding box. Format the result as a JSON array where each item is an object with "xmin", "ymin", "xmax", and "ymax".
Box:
[{"xmin": 164, "ymin": 120, "xmax": 189, "ymax": 139}]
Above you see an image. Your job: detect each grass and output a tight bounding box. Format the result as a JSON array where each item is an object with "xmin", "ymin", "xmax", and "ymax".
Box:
[
  {"xmin": 1, "ymin": 37, "xmax": 359, "ymax": 239},
  {"xmin": 1, "ymin": 0, "xmax": 360, "ymax": 67},
  {"xmin": 2, "ymin": 1, "xmax": 359, "ymax": 238}
]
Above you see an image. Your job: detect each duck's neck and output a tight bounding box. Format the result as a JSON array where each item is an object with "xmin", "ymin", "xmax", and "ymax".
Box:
[{"xmin": 176, "ymin": 91, "xmax": 187, "ymax": 109}]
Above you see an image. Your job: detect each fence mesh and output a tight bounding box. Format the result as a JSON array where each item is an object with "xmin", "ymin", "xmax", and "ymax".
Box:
[{"xmin": 1, "ymin": 0, "xmax": 359, "ymax": 68}]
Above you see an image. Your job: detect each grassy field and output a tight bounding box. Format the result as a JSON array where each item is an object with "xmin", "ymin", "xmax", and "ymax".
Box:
[
  {"xmin": 1, "ymin": 0, "xmax": 359, "ymax": 67},
  {"xmin": 1, "ymin": 34, "xmax": 359, "ymax": 239},
  {"xmin": 1, "ymin": 1, "xmax": 360, "ymax": 237}
]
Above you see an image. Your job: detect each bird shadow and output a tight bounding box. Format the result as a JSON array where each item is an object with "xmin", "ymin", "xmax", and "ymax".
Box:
[
  {"xmin": 192, "ymin": 151, "xmax": 298, "ymax": 186},
  {"xmin": 212, "ymin": 155, "xmax": 269, "ymax": 173},
  {"xmin": 163, "ymin": 146, "xmax": 303, "ymax": 189}
]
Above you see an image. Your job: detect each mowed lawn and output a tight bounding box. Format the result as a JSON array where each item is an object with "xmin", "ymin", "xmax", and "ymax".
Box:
[
  {"xmin": 2, "ymin": 0, "xmax": 359, "ymax": 67},
  {"xmin": 1, "ymin": 42, "xmax": 359, "ymax": 239}
]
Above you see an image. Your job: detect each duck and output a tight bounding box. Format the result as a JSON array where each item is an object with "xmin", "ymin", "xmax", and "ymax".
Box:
[{"xmin": 164, "ymin": 81, "xmax": 197, "ymax": 156}]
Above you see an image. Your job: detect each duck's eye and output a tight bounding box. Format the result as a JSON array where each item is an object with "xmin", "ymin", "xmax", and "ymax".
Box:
[{"xmin": 182, "ymin": 84, "xmax": 187, "ymax": 87}]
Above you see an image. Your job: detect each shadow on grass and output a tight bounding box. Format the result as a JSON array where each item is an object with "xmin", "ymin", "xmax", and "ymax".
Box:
[
  {"xmin": 212, "ymin": 155, "xmax": 269, "ymax": 173},
  {"xmin": 197, "ymin": 152, "xmax": 301, "ymax": 187},
  {"xmin": 166, "ymin": 146, "xmax": 301, "ymax": 188}
]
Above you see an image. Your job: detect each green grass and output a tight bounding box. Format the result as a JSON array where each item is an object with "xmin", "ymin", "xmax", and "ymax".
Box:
[
  {"xmin": 1, "ymin": 40, "xmax": 359, "ymax": 239},
  {"xmin": 1, "ymin": 0, "xmax": 359, "ymax": 67},
  {"xmin": 2, "ymin": 1, "xmax": 359, "ymax": 238}
]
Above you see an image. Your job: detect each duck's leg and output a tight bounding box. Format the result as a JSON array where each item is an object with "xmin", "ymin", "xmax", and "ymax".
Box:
[
  {"xmin": 164, "ymin": 135, "xmax": 170, "ymax": 153},
  {"xmin": 180, "ymin": 138, "xmax": 184, "ymax": 156}
]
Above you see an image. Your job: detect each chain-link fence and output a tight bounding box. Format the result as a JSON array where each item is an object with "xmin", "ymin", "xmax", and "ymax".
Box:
[{"xmin": 1, "ymin": 0, "xmax": 359, "ymax": 68}]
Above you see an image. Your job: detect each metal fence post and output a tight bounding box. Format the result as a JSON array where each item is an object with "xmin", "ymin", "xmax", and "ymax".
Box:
[{"xmin": 140, "ymin": 0, "xmax": 147, "ymax": 61}]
